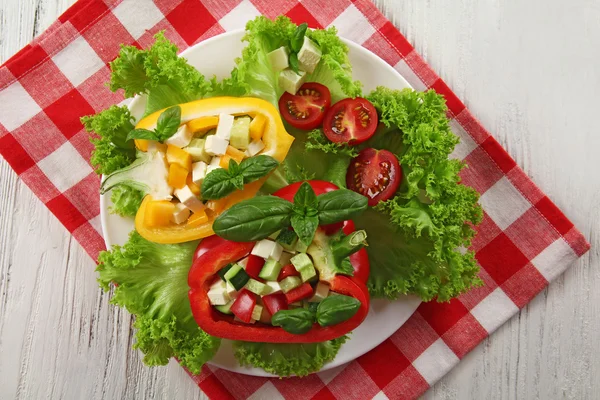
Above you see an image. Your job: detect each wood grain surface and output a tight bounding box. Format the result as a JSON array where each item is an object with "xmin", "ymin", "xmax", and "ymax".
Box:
[{"xmin": 1, "ymin": 1, "xmax": 598, "ymax": 399}]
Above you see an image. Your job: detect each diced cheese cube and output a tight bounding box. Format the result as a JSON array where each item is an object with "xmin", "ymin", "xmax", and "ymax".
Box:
[
  {"xmin": 226, "ymin": 282, "xmax": 238, "ymax": 298},
  {"xmin": 165, "ymin": 124, "xmax": 194, "ymax": 148},
  {"xmin": 267, "ymin": 46, "xmax": 289, "ymax": 71},
  {"xmin": 174, "ymin": 186, "xmax": 205, "ymax": 213},
  {"xmin": 251, "ymin": 239, "xmax": 284, "ymax": 261},
  {"xmin": 279, "ymin": 68, "xmax": 307, "ymax": 95},
  {"xmin": 171, "ymin": 202, "xmax": 190, "ymax": 225},
  {"xmin": 206, "ymin": 165, "xmax": 220, "ymax": 175},
  {"xmin": 207, "ymin": 280, "xmax": 230, "ymax": 305},
  {"xmin": 251, "ymin": 305, "xmax": 263, "ymax": 321},
  {"xmin": 209, "ymin": 157, "xmax": 221, "ymax": 167},
  {"xmin": 309, "ymin": 282, "xmax": 330, "ymax": 302},
  {"xmin": 205, "ymin": 135, "xmax": 229, "ymax": 156},
  {"xmin": 215, "ymin": 113, "xmax": 235, "ymax": 140},
  {"xmin": 297, "ymin": 36, "xmax": 322, "ymax": 73},
  {"xmin": 191, "ymin": 161, "xmax": 208, "ymax": 185},
  {"xmin": 147, "ymin": 141, "xmax": 167, "ymax": 154},
  {"xmin": 246, "ymin": 140, "xmax": 265, "ymax": 157},
  {"xmin": 265, "ymin": 281, "xmax": 282, "ymax": 294}
]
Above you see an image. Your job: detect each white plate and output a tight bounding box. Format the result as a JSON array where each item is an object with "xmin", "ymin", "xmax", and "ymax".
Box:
[{"xmin": 100, "ymin": 30, "xmax": 421, "ymax": 377}]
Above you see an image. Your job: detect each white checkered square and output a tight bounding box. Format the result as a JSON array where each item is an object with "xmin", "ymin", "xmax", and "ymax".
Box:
[
  {"xmin": 219, "ymin": 0, "xmax": 262, "ymax": 32},
  {"xmin": 51, "ymin": 36, "xmax": 104, "ymax": 87},
  {"xmin": 412, "ymin": 338, "xmax": 459, "ymax": 385},
  {"xmin": 531, "ymin": 238, "xmax": 576, "ymax": 281},
  {"xmin": 89, "ymin": 214, "xmax": 102, "ymax": 235},
  {"xmin": 372, "ymin": 391, "xmax": 390, "ymax": 400},
  {"xmin": 317, "ymin": 364, "xmax": 347, "ymax": 385},
  {"xmin": 479, "ymin": 177, "xmax": 531, "ymax": 230},
  {"xmin": 470, "ymin": 287, "xmax": 519, "ymax": 332},
  {"xmin": 0, "ymin": 82, "xmax": 42, "ymax": 130},
  {"xmin": 38, "ymin": 142, "xmax": 93, "ymax": 192},
  {"xmin": 247, "ymin": 382, "xmax": 285, "ymax": 400},
  {"xmin": 449, "ymin": 118, "xmax": 477, "ymax": 160},
  {"xmin": 113, "ymin": 0, "xmax": 164, "ymax": 39},
  {"xmin": 328, "ymin": 4, "xmax": 375, "ymax": 45},
  {"xmin": 393, "ymin": 59, "xmax": 427, "ymax": 92}
]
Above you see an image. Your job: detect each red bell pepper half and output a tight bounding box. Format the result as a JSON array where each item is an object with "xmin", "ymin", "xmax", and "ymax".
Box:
[{"xmin": 188, "ymin": 181, "xmax": 371, "ymax": 343}]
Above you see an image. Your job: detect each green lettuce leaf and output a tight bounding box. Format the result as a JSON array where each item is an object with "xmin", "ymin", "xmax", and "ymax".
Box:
[
  {"xmin": 305, "ymin": 129, "xmax": 358, "ymax": 158},
  {"xmin": 81, "ymin": 105, "xmax": 136, "ymax": 175},
  {"xmin": 233, "ymin": 335, "xmax": 348, "ymax": 377},
  {"xmin": 97, "ymin": 232, "xmax": 220, "ymax": 373},
  {"xmin": 109, "ymin": 186, "xmax": 144, "ymax": 217}
]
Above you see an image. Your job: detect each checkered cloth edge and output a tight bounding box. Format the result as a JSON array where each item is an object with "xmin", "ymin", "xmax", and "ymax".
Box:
[{"xmin": 0, "ymin": 0, "xmax": 590, "ymax": 399}]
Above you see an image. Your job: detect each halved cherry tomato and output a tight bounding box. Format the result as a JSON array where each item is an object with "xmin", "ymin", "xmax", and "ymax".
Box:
[
  {"xmin": 278, "ymin": 82, "xmax": 331, "ymax": 130},
  {"xmin": 346, "ymin": 148, "xmax": 402, "ymax": 206},
  {"xmin": 323, "ymin": 97, "xmax": 378, "ymax": 145}
]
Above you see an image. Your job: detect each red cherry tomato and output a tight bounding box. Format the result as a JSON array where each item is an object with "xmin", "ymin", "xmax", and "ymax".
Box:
[
  {"xmin": 278, "ymin": 83, "xmax": 331, "ymax": 130},
  {"xmin": 346, "ymin": 148, "xmax": 402, "ymax": 206},
  {"xmin": 323, "ymin": 97, "xmax": 378, "ymax": 145}
]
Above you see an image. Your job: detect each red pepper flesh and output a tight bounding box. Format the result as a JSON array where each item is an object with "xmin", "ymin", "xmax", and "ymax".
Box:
[
  {"xmin": 277, "ymin": 264, "xmax": 300, "ymax": 281},
  {"xmin": 284, "ymin": 283, "xmax": 314, "ymax": 304},
  {"xmin": 262, "ymin": 293, "xmax": 288, "ymax": 315},
  {"xmin": 245, "ymin": 255, "xmax": 266, "ymax": 280},
  {"xmin": 230, "ymin": 289, "xmax": 257, "ymax": 323}
]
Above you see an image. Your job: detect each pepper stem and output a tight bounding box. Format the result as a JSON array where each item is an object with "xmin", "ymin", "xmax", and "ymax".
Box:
[{"xmin": 332, "ymin": 230, "xmax": 367, "ymax": 260}]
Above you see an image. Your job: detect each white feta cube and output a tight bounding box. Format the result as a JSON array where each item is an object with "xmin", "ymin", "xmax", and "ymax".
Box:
[
  {"xmin": 246, "ymin": 140, "xmax": 265, "ymax": 157},
  {"xmin": 171, "ymin": 202, "xmax": 190, "ymax": 225},
  {"xmin": 279, "ymin": 68, "xmax": 306, "ymax": 95},
  {"xmin": 226, "ymin": 282, "xmax": 238, "ymax": 298},
  {"xmin": 297, "ymin": 36, "xmax": 322, "ymax": 73},
  {"xmin": 174, "ymin": 186, "xmax": 205, "ymax": 213},
  {"xmin": 204, "ymin": 135, "xmax": 229, "ymax": 156},
  {"xmin": 251, "ymin": 239, "xmax": 284, "ymax": 261},
  {"xmin": 237, "ymin": 257, "xmax": 249, "ymax": 268},
  {"xmin": 309, "ymin": 282, "xmax": 330, "ymax": 302},
  {"xmin": 265, "ymin": 281, "xmax": 282, "ymax": 294},
  {"xmin": 165, "ymin": 124, "xmax": 194, "ymax": 148},
  {"xmin": 206, "ymin": 165, "xmax": 220, "ymax": 174},
  {"xmin": 209, "ymin": 156, "xmax": 221, "ymax": 167},
  {"xmin": 267, "ymin": 46, "xmax": 289, "ymax": 71},
  {"xmin": 191, "ymin": 161, "xmax": 207, "ymax": 185},
  {"xmin": 207, "ymin": 280, "xmax": 230, "ymax": 305},
  {"xmin": 215, "ymin": 113, "xmax": 235, "ymax": 140}
]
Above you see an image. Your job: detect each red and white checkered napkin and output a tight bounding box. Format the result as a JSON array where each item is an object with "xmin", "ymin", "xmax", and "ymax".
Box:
[{"xmin": 0, "ymin": 0, "xmax": 590, "ymax": 398}]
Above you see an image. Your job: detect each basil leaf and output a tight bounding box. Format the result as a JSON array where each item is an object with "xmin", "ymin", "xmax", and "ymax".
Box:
[
  {"xmin": 201, "ymin": 168, "xmax": 236, "ymax": 200},
  {"xmin": 289, "ymin": 52, "xmax": 300, "ymax": 74},
  {"xmin": 294, "ymin": 182, "xmax": 318, "ymax": 209},
  {"xmin": 290, "ymin": 23, "xmax": 308, "ymax": 52},
  {"xmin": 316, "ymin": 294, "xmax": 361, "ymax": 327},
  {"xmin": 126, "ymin": 128, "xmax": 159, "ymax": 141},
  {"xmin": 231, "ymin": 173, "xmax": 244, "ymax": 190},
  {"xmin": 271, "ymin": 308, "xmax": 315, "ymax": 334},
  {"xmin": 317, "ymin": 189, "xmax": 368, "ymax": 225},
  {"xmin": 240, "ymin": 155, "xmax": 279, "ymax": 184},
  {"xmin": 213, "ymin": 196, "xmax": 294, "ymax": 241},
  {"xmin": 291, "ymin": 214, "xmax": 319, "ymax": 246},
  {"xmin": 228, "ymin": 158, "xmax": 241, "ymax": 176},
  {"xmin": 155, "ymin": 105, "xmax": 181, "ymax": 140}
]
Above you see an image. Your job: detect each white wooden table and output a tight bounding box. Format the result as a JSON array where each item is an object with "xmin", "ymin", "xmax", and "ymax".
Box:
[{"xmin": 1, "ymin": 1, "xmax": 598, "ymax": 399}]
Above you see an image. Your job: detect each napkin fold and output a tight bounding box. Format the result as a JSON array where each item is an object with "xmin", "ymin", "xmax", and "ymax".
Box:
[{"xmin": 0, "ymin": 1, "xmax": 589, "ymax": 399}]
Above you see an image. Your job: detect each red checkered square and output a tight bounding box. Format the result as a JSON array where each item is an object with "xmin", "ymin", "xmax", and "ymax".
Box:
[
  {"xmin": 476, "ymin": 233, "xmax": 529, "ymax": 286},
  {"xmin": 63, "ymin": 173, "xmax": 100, "ymax": 220},
  {"xmin": 352, "ymin": 0, "xmax": 388, "ymax": 30},
  {"xmin": 506, "ymin": 167, "xmax": 545, "ymax": 205},
  {"xmin": 65, "ymin": 0, "xmax": 110, "ymax": 32},
  {"xmin": 383, "ymin": 365, "xmax": 429, "ymax": 400},
  {"xmin": 311, "ymin": 386, "xmax": 336, "ymax": 400},
  {"xmin": 357, "ymin": 339, "xmax": 410, "ymax": 389},
  {"xmin": 0, "ymin": 66, "xmax": 16, "ymax": 88},
  {"xmin": 454, "ymin": 109, "xmax": 490, "ymax": 145},
  {"xmin": 71, "ymin": 221, "xmax": 106, "ymax": 259},
  {"xmin": 379, "ymin": 21, "xmax": 413, "ymax": 57},
  {"xmin": 273, "ymin": 374, "xmax": 324, "ymax": 400},
  {"xmin": 390, "ymin": 312, "xmax": 439, "ymax": 362},
  {"xmin": 212, "ymin": 368, "xmax": 267, "ymax": 399},
  {"xmin": 504, "ymin": 207, "xmax": 561, "ymax": 260},
  {"xmin": 83, "ymin": 13, "xmax": 136, "ymax": 63},
  {"xmin": 535, "ymin": 196, "xmax": 574, "ymax": 236},
  {"xmin": 38, "ymin": 22, "xmax": 79, "ymax": 56},
  {"xmin": 251, "ymin": 0, "xmax": 297, "ymax": 19},
  {"xmin": 166, "ymin": 0, "xmax": 218, "ymax": 45},
  {"xmin": 564, "ymin": 228, "xmax": 590, "ymax": 257},
  {"xmin": 471, "ymin": 212, "xmax": 502, "ymax": 253},
  {"xmin": 403, "ymin": 51, "xmax": 438, "ymax": 88},
  {"xmin": 430, "ymin": 79, "xmax": 466, "ymax": 116},
  {"xmin": 458, "ymin": 267, "xmax": 498, "ymax": 310},
  {"xmin": 6, "ymin": 45, "xmax": 49, "ymax": 79},
  {"xmin": 18, "ymin": 60, "xmax": 74, "ymax": 108},
  {"xmin": 418, "ymin": 299, "xmax": 470, "ymax": 336},
  {"xmin": 460, "ymin": 147, "xmax": 504, "ymax": 194},
  {"xmin": 481, "ymin": 137, "xmax": 517, "ymax": 174},
  {"xmin": 44, "ymin": 89, "xmax": 95, "ymax": 139},
  {"xmin": 327, "ymin": 362, "xmax": 380, "ymax": 400},
  {"xmin": 136, "ymin": 19, "xmax": 187, "ymax": 51},
  {"xmin": 363, "ymin": 31, "xmax": 402, "ymax": 66},
  {"xmin": 154, "ymin": 0, "xmax": 186, "ymax": 15},
  {"xmin": 198, "ymin": 373, "xmax": 236, "ymax": 400},
  {"xmin": 302, "ymin": 0, "xmax": 352, "ymax": 28},
  {"xmin": 12, "ymin": 113, "xmax": 66, "ymax": 162},
  {"xmin": 285, "ymin": 3, "xmax": 323, "ymax": 28},
  {"xmin": 77, "ymin": 68, "xmax": 122, "ymax": 112},
  {"xmin": 199, "ymin": 0, "xmax": 241, "ymax": 20},
  {"xmin": 19, "ymin": 165, "xmax": 61, "ymax": 203},
  {"xmin": 0, "ymin": 133, "xmax": 36, "ymax": 174},
  {"xmin": 45, "ymin": 194, "xmax": 88, "ymax": 231},
  {"xmin": 501, "ymin": 263, "xmax": 548, "ymax": 308},
  {"xmin": 441, "ymin": 314, "xmax": 488, "ymax": 358}
]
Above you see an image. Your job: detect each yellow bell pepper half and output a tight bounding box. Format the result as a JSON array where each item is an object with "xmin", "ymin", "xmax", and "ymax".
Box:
[{"xmin": 133, "ymin": 97, "xmax": 295, "ymax": 244}]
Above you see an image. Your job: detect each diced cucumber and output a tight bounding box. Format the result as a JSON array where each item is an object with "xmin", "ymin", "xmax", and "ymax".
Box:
[
  {"xmin": 295, "ymin": 239, "xmax": 309, "ymax": 253},
  {"xmin": 230, "ymin": 116, "xmax": 251, "ymax": 150},
  {"xmin": 245, "ymin": 278, "xmax": 272, "ymax": 296},
  {"xmin": 279, "ymin": 252, "xmax": 292, "ymax": 267},
  {"xmin": 291, "ymin": 253, "xmax": 317, "ymax": 282},
  {"xmin": 184, "ymin": 138, "xmax": 211, "ymax": 163},
  {"xmin": 258, "ymin": 258, "xmax": 282, "ymax": 281},
  {"xmin": 276, "ymin": 229, "xmax": 298, "ymax": 251},
  {"xmin": 218, "ymin": 264, "xmax": 234, "ymax": 281},
  {"xmin": 251, "ymin": 305, "xmax": 263, "ymax": 321},
  {"xmin": 215, "ymin": 300, "xmax": 234, "ymax": 315},
  {"xmin": 280, "ymin": 276, "xmax": 302, "ymax": 293},
  {"xmin": 268, "ymin": 230, "xmax": 282, "ymax": 240},
  {"xmin": 224, "ymin": 263, "xmax": 250, "ymax": 290}
]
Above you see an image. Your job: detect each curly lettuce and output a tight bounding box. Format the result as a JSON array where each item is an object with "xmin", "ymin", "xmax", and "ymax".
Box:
[
  {"xmin": 233, "ymin": 335, "xmax": 348, "ymax": 377},
  {"xmin": 109, "ymin": 186, "xmax": 144, "ymax": 217},
  {"xmin": 97, "ymin": 232, "xmax": 220, "ymax": 373}
]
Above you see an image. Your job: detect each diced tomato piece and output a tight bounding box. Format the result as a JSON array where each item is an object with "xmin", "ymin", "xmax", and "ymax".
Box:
[
  {"xmin": 245, "ymin": 255, "xmax": 266, "ymax": 280},
  {"xmin": 230, "ymin": 289, "xmax": 256, "ymax": 323},
  {"xmin": 262, "ymin": 293, "xmax": 288, "ymax": 316},
  {"xmin": 277, "ymin": 264, "xmax": 300, "ymax": 281},
  {"xmin": 284, "ymin": 283, "xmax": 314, "ymax": 304}
]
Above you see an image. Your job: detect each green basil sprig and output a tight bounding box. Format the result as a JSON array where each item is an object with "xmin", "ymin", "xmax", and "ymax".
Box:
[
  {"xmin": 271, "ymin": 308, "xmax": 315, "ymax": 334},
  {"xmin": 201, "ymin": 155, "xmax": 279, "ymax": 200},
  {"xmin": 126, "ymin": 105, "xmax": 181, "ymax": 142},
  {"xmin": 316, "ymin": 294, "xmax": 361, "ymax": 327},
  {"xmin": 213, "ymin": 182, "xmax": 368, "ymax": 243},
  {"xmin": 287, "ymin": 23, "xmax": 307, "ymax": 74}
]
